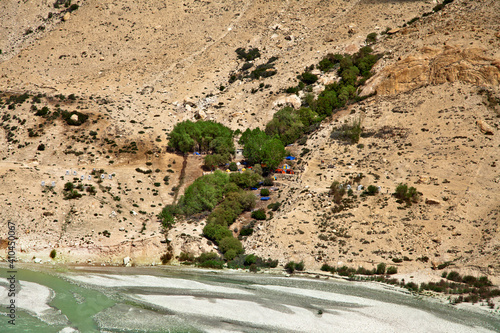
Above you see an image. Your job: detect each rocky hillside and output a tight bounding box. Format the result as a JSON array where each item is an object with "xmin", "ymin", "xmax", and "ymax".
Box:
[{"xmin": 0, "ymin": 0, "xmax": 499, "ymax": 283}]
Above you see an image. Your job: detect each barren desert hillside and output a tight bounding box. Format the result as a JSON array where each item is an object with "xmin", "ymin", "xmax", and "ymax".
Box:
[{"xmin": 0, "ymin": 0, "xmax": 499, "ymax": 286}]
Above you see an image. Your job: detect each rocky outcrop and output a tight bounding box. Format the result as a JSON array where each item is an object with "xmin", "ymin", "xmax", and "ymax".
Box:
[{"xmin": 360, "ymin": 46, "xmax": 500, "ymax": 96}]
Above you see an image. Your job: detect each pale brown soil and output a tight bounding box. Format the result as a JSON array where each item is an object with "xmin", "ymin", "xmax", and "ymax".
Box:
[{"xmin": 0, "ymin": 0, "xmax": 499, "ymax": 291}]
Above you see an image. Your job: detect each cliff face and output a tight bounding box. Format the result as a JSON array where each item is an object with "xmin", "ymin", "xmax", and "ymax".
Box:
[
  {"xmin": 0, "ymin": 0, "xmax": 499, "ymax": 283},
  {"xmin": 361, "ymin": 46, "xmax": 500, "ymax": 96}
]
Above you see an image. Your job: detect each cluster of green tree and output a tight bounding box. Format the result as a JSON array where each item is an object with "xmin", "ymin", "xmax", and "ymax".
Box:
[
  {"xmin": 63, "ymin": 182, "xmax": 82, "ymax": 200},
  {"xmin": 250, "ymin": 208, "xmax": 266, "ymax": 220},
  {"xmin": 159, "ymin": 170, "xmax": 263, "ymax": 260},
  {"xmin": 238, "ymin": 128, "xmax": 287, "ymax": 170},
  {"xmin": 442, "ymin": 271, "xmax": 492, "ymax": 287},
  {"xmin": 321, "ymin": 262, "xmax": 397, "ymax": 276},
  {"xmin": 284, "ymin": 261, "xmax": 305, "ymax": 274},
  {"xmin": 194, "ymin": 252, "xmax": 225, "ymax": 269},
  {"xmin": 178, "ymin": 170, "xmax": 231, "ymax": 216},
  {"xmin": 394, "ymin": 183, "xmax": 420, "ymax": 205},
  {"xmin": 265, "ymin": 106, "xmax": 321, "ymax": 146},
  {"xmin": 204, "ymin": 183, "xmax": 260, "ymax": 260},
  {"xmin": 362, "ymin": 270, "xmax": 499, "ymax": 306},
  {"xmin": 227, "ymin": 254, "xmax": 278, "ymax": 271},
  {"xmin": 168, "ymin": 121, "xmax": 235, "ymax": 168},
  {"xmin": 286, "ymin": 47, "xmax": 381, "ymax": 122}
]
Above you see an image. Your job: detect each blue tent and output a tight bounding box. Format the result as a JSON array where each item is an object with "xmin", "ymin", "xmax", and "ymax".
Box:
[
  {"xmin": 260, "ymin": 197, "xmax": 270, "ymax": 201},
  {"xmin": 286, "ymin": 156, "xmax": 296, "ymax": 160},
  {"xmin": 193, "ymin": 152, "xmax": 201, "ymax": 155},
  {"xmin": 251, "ymin": 187, "xmax": 258, "ymax": 190}
]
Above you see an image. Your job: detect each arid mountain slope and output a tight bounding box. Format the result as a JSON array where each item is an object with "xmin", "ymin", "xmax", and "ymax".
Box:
[{"xmin": 0, "ymin": 0, "xmax": 499, "ymax": 284}]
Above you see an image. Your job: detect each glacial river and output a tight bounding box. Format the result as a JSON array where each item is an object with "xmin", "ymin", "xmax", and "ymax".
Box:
[{"xmin": 0, "ymin": 264, "xmax": 499, "ymax": 332}]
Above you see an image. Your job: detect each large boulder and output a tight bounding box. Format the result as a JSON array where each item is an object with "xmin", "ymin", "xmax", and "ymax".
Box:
[
  {"xmin": 273, "ymin": 94, "xmax": 301, "ymax": 109},
  {"xmin": 360, "ymin": 46, "xmax": 500, "ymax": 96}
]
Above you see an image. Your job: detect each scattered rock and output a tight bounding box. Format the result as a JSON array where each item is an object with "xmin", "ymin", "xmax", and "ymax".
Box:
[
  {"xmin": 123, "ymin": 256, "xmax": 131, "ymax": 266},
  {"xmin": 387, "ymin": 28, "xmax": 400, "ymax": 35},
  {"xmin": 70, "ymin": 114, "xmax": 79, "ymax": 123},
  {"xmin": 273, "ymin": 94, "xmax": 301, "ymax": 109},
  {"xmin": 62, "ymin": 13, "xmax": 71, "ymax": 22},
  {"xmin": 476, "ymin": 119, "xmax": 494, "ymax": 135},
  {"xmin": 425, "ymin": 198, "xmax": 440, "ymax": 205}
]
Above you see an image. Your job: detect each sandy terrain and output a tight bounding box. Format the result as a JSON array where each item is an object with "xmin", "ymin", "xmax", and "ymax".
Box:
[{"xmin": 0, "ymin": 0, "xmax": 499, "ymax": 292}]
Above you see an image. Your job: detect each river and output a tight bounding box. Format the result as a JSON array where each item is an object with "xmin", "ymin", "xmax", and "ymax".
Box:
[{"xmin": 0, "ymin": 264, "xmax": 499, "ymax": 332}]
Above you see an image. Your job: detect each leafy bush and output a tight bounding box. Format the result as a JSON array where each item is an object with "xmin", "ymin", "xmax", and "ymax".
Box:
[
  {"xmin": 285, "ymin": 261, "xmax": 305, "ymax": 273},
  {"xmin": 260, "ymin": 188, "xmax": 270, "ymax": 196},
  {"xmin": 235, "ymin": 47, "xmax": 261, "ymax": 61},
  {"xmin": 262, "ymin": 177, "xmax": 274, "ymax": 186},
  {"xmin": 196, "ymin": 252, "xmax": 224, "ymax": 269},
  {"xmin": 267, "ymin": 201, "xmax": 281, "ymax": 211},
  {"xmin": 229, "ymin": 170, "xmax": 262, "ymax": 189},
  {"xmin": 365, "ymin": 185, "xmax": 378, "ymax": 195},
  {"xmin": 265, "ymin": 107, "xmax": 320, "ymax": 146},
  {"xmin": 365, "ymin": 32, "xmax": 377, "ymax": 44},
  {"xmin": 37, "ymin": 144, "xmax": 46, "ymax": 151},
  {"xmin": 251, "ymin": 209, "xmax": 266, "ymax": 220},
  {"xmin": 386, "ymin": 266, "xmax": 398, "ymax": 275},
  {"xmin": 329, "ymin": 181, "xmax": 346, "ymax": 204},
  {"xmin": 219, "ymin": 236, "xmax": 244, "ymax": 260},
  {"xmin": 203, "ymin": 223, "xmax": 233, "ymax": 243},
  {"xmin": 50, "ymin": 249, "xmax": 56, "ymax": 259},
  {"xmin": 394, "ymin": 183, "xmax": 420, "ymax": 204},
  {"xmin": 376, "ymin": 263, "xmax": 386, "ymax": 274},
  {"xmin": 228, "ymin": 162, "xmax": 238, "ymax": 171},
  {"xmin": 179, "ymin": 252, "xmax": 195, "ymax": 262},
  {"xmin": 239, "ymin": 226, "xmax": 254, "ymax": 237},
  {"xmin": 300, "ymin": 72, "xmax": 318, "ymax": 85}
]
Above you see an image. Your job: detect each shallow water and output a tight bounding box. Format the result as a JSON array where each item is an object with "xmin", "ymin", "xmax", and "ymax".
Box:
[{"xmin": 0, "ymin": 265, "xmax": 498, "ymax": 332}]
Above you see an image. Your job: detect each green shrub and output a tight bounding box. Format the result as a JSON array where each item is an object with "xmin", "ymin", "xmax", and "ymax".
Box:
[
  {"xmin": 267, "ymin": 201, "xmax": 281, "ymax": 211},
  {"xmin": 300, "ymin": 72, "xmax": 318, "ymax": 85},
  {"xmin": 285, "ymin": 261, "xmax": 304, "ymax": 274},
  {"xmin": 386, "ymin": 266, "xmax": 398, "ymax": 275},
  {"xmin": 376, "ymin": 263, "xmax": 386, "ymax": 274},
  {"xmin": 260, "ymin": 188, "xmax": 270, "ymax": 196},
  {"xmin": 239, "ymin": 226, "xmax": 254, "ymax": 237},
  {"xmin": 251, "ymin": 209, "xmax": 266, "ymax": 220},
  {"xmin": 228, "ymin": 162, "xmax": 238, "ymax": 171},
  {"xmin": 50, "ymin": 249, "xmax": 56, "ymax": 259},
  {"xmin": 196, "ymin": 252, "xmax": 225, "ymax": 269},
  {"xmin": 329, "ymin": 181, "xmax": 346, "ymax": 204},
  {"xmin": 35, "ymin": 106, "xmax": 50, "ymax": 116},
  {"xmin": 177, "ymin": 171, "xmax": 230, "ymax": 215},
  {"xmin": 366, "ymin": 185, "xmax": 378, "ymax": 195},
  {"xmin": 235, "ymin": 47, "xmax": 261, "ymax": 61},
  {"xmin": 203, "ymin": 223, "xmax": 233, "ymax": 243},
  {"xmin": 219, "ymin": 236, "xmax": 244, "ymax": 259},
  {"xmin": 366, "ymin": 32, "xmax": 377, "ymax": 44},
  {"xmin": 179, "ymin": 252, "xmax": 195, "ymax": 262},
  {"xmin": 394, "ymin": 183, "xmax": 420, "ymax": 204}
]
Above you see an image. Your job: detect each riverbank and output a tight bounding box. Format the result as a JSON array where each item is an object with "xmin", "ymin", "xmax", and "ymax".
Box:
[{"xmin": 1, "ymin": 263, "xmax": 499, "ymax": 332}]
